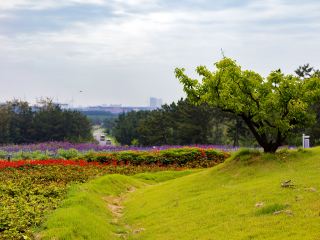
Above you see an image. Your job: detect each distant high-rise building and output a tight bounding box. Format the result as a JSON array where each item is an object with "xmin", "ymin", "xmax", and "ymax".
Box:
[{"xmin": 150, "ymin": 97, "xmax": 163, "ymax": 108}]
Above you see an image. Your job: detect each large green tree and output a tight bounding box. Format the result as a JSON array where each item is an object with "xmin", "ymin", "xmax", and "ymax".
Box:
[
  {"xmin": 33, "ymin": 99, "xmax": 92, "ymax": 142},
  {"xmin": 0, "ymin": 100, "xmax": 34, "ymax": 144},
  {"xmin": 0, "ymin": 99, "xmax": 92, "ymax": 144},
  {"xmin": 293, "ymin": 64, "xmax": 320, "ymax": 146},
  {"xmin": 0, "ymin": 104, "xmax": 11, "ymax": 144},
  {"xmin": 176, "ymin": 58, "xmax": 320, "ymax": 152},
  {"xmin": 167, "ymin": 99, "xmax": 216, "ymax": 145},
  {"xmin": 113, "ymin": 111, "xmax": 150, "ymax": 145},
  {"xmin": 138, "ymin": 109, "xmax": 173, "ymax": 145}
]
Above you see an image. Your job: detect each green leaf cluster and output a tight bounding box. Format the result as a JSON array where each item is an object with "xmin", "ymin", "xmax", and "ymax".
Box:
[{"xmin": 176, "ymin": 58, "xmax": 320, "ymax": 152}]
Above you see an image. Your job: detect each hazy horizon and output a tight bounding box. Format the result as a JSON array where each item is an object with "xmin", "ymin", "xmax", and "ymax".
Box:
[
  {"xmin": 0, "ymin": 96, "xmax": 164, "ymax": 108},
  {"xmin": 1, "ymin": 0, "xmax": 320, "ymax": 106}
]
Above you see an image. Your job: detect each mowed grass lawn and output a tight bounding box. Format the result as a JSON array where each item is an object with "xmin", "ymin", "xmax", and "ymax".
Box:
[{"xmin": 39, "ymin": 148, "xmax": 320, "ymax": 239}]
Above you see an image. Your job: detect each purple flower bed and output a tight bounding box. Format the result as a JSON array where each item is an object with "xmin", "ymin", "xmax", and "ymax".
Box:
[{"xmin": 0, "ymin": 142, "xmax": 239, "ymax": 153}]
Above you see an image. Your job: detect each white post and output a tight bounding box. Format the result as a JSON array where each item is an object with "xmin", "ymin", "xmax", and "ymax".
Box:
[
  {"xmin": 302, "ymin": 134, "xmax": 310, "ymax": 148},
  {"xmin": 305, "ymin": 138, "xmax": 310, "ymax": 148}
]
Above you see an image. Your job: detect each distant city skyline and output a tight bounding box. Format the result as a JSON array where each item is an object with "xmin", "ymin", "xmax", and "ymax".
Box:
[
  {"xmin": 1, "ymin": 0, "xmax": 320, "ymax": 106},
  {"xmin": 0, "ymin": 96, "xmax": 165, "ymax": 108}
]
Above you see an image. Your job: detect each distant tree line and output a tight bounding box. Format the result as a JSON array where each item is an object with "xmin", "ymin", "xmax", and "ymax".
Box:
[
  {"xmin": 0, "ymin": 99, "xmax": 92, "ymax": 144},
  {"xmin": 111, "ymin": 98, "xmax": 320, "ymax": 148},
  {"xmin": 82, "ymin": 110, "xmax": 118, "ymax": 126},
  {"xmin": 111, "ymin": 98, "xmax": 255, "ymax": 146}
]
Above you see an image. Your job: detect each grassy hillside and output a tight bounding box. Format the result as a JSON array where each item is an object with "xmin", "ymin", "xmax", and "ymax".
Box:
[
  {"xmin": 37, "ymin": 170, "xmax": 196, "ymax": 240},
  {"xmin": 39, "ymin": 148, "xmax": 320, "ymax": 239},
  {"xmin": 124, "ymin": 148, "xmax": 320, "ymax": 240}
]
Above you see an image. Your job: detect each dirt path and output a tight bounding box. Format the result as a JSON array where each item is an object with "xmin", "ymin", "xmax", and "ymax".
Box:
[{"xmin": 103, "ymin": 187, "xmax": 145, "ymax": 239}]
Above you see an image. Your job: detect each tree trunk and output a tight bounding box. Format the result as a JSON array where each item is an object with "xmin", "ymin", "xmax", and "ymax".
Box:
[
  {"xmin": 233, "ymin": 118, "xmax": 240, "ymax": 147},
  {"xmin": 262, "ymin": 143, "xmax": 280, "ymax": 153},
  {"xmin": 241, "ymin": 115, "xmax": 283, "ymax": 153}
]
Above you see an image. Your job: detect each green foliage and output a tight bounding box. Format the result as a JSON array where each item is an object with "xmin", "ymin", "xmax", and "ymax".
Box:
[
  {"xmin": 0, "ymin": 151, "xmax": 54, "ymax": 160},
  {"xmin": 33, "ymin": 100, "xmax": 92, "ymax": 143},
  {"xmin": 57, "ymin": 148, "xmax": 80, "ymax": 159},
  {"xmin": 295, "ymin": 63, "xmax": 319, "ymax": 79},
  {"xmin": 6, "ymin": 148, "xmax": 230, "ymax": 168},
  {"xmin": 176, "ymin": 58, "xmax": 320, "ymax": 152},
  {"xmin": 0, "ymin": 165, "xmax": 108, "ymax": 239},
  {"xmin": 0, "ymin": 100, "xmax": 33, "ymax": 144},
  {"xmin": 112, "ymin": 98, "xmax": 252, "ymax": 146},
  {"xmin": 0, "ymin": 99, "xmax": 92, "ymax": 144},
  {"xmin": 90, "ymin": 148, "xmax": 229, "ymax": 167},
  {"xmin": 103, "ymin": 117, "xmax": 117, "ymax": 135},
  {"xmin": 13, "ymin": 150, "xmax": 52, "ymax": 160},
  {"xmin": 81, "ymin": 110, "xmax": 118, "ymax": 126},
  {"xmin": 113, "ymin": 111, "xmax": 150, "ymax": 145},
  {"xmin": 0, "ymin": 151, "xmax": 7, "ymax": 159},
  {"xmin": 229, "ymin": 148, "xmax": 261, "ymax": 161},
  {"xmin": 137, "ymin": 108, "xmax": 174, "ymax": 145},
  {"xmin": 131, "ymin": 138, "xmax": 139, "ymax": 146}
]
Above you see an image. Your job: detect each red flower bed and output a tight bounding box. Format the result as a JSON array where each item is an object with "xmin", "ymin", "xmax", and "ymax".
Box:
[
  {"xmin": 0, "ymin": 148, "xmax": 230, "ymax": 170},
  {"xmin": 0, "ymin": 159, "xmax": 103, "ymax": 169}
]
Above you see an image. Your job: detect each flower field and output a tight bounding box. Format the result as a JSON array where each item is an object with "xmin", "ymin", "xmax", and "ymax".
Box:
[
  {"xmin": 0, "ymin": 144, "xmax": 230, "ymax": 239},
  {"xmin": 0, "ymin": 143, "xmax": 230, "ymax": 167},
  {"xmin": 0, "ymin": 163, "xmax": 103, "ymax": 239},
  {"xmin": 0, "ymin": 159, "xmax": 100, "ymax": 169},
  {"xmin": 0, "ymin": 141, "xmax": 239, "ymax": 153},
  {"xmin": 0, "ymin": 161, "xmax": 188, "ymax": 240}
]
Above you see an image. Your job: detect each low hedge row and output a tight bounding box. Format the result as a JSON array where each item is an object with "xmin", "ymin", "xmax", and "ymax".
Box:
[
  {"xmin": 1, "ymin": 148, "xmax": 230, "ymax": 168},
  {"xmin": 83, "ymin": 148, "xmax": 230, "ymax": 167}
]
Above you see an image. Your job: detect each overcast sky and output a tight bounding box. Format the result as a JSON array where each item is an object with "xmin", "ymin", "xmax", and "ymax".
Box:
[{"xmin": 0, "ymin": 0, "xmax": 320, "ymax": 106}]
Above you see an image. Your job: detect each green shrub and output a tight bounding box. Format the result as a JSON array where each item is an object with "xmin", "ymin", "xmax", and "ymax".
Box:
[
  {"xmin": 93, "ymin": 153, "xmax": 114, "ymax": 163},
  {"xmin": 81, "ymin": 150, "xmax": 96, "ymax": 162},
  {"xmin": 57, "ymin": 148, "xmax": 80, "ymax": 159},
  {"xmin": 229, "ymin": 148, "xmax": 261, "ymax": 162},
  {"xmin": 6, "ymin": 147, "xmax": 230, "ymax": 168},
  {"xmin": 90, "ymin": 148, "xmax": 229, "ymax": 168},
  {"xmin": 0, "ymin": 151, "xmax": 8, "ymax": 159}
]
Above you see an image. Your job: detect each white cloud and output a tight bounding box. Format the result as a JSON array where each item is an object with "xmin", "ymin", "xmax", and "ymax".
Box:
[
  {"xmin": 0, "ymin": 0, "xmax": 107, "ymax": 10},
  {"xmin": 0, "ymin": 0, "xmax": 159, "ymax": 11},
  {"xmin": 0, "ymin": 0, "xmax": 320, "ymax": 105},
  {"xmin": 2, "ymin": 0, "xmax": 320, "ymax": 62}
]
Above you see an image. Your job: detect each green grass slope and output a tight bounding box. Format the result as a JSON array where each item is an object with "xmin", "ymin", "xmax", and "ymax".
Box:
[
  {"xmin": 37, "ymin": 174, "xmax": 143, "ymax": 240},
  {"xmin": 38, "ymin": 148, "xmax": 320, "ymax": 240},
  {"xmin": 124, "ymin": 148, "xmax": 320, "ymax": 240},
  {"xmin": 37, "ymin": 171, "xmax": 196, "ymax": 240}
]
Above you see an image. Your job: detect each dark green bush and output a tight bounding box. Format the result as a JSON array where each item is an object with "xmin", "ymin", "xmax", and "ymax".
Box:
[
  {"xmin": 7, "ymin": 148, "xmax": 230, "ymax": 168},
  {"xmin": 90, "ymin": 148, "xmax": 229, "ymax": 167}
]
